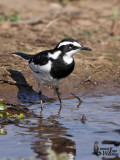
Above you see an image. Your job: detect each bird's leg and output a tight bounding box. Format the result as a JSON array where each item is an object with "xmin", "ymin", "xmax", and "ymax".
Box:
[
  {"xmin": 38, "ymin": 82, "xmax": 43, "ymax": 109},
  {"xmin": 54, "ymin": 86, "xmax": 62, "ymax": 105}
]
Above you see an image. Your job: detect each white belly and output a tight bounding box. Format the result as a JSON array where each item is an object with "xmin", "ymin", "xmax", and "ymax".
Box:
[
  {"xmin": 29, "ymin": 60, "xmax": 64, "ymax": 86},
  {"xmin": 33, "ymin": 71, "xmax": 63, "ymax": 86}
]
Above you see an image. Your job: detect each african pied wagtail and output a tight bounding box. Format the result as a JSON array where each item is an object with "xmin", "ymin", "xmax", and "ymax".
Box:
[{"xmin": 12, "ymin": 38, "xmax": 92, "ymax": 106}]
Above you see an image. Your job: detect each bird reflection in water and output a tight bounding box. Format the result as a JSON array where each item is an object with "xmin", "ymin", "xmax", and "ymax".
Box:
[{"xmin": 16, "ymin": 112, "xmax": 76, "ymax": 159}]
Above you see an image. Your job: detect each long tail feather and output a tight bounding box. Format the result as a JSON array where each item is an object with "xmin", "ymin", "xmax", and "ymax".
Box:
[{"xmin": 12, "ymin": 52, "xmax": 32, "ymax": 60}]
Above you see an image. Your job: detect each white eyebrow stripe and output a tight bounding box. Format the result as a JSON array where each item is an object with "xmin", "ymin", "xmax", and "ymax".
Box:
[
  {"xmin": 48, "ymin": 50, "xmax": 61, "ymax": 59},
  {"xmin": 58, "ymin": 41, "xmax": 82, "ymax": 48},
  {"xmin": 58, "ymin": 42, "xmax": 72, "ymax": 47}
]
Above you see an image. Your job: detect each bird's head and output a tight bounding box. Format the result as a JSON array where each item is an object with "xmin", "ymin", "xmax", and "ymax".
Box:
[{"xmin": 55, "ymin": 38, "xmax": 92, "ymax": 57}]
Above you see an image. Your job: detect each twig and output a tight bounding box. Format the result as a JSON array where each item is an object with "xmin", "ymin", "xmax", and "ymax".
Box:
[
  {"xmin": 40, "ymin": 17, "xmax": 60, "ymax": 36},
  {"xmin": 71, "ymin": 93, "xmax": 83, "ymax": 108},
  {"xmin": 71, "ymin": 93, "xmax": 82, "ymax": 102},
  {"xmin": 0, "ymin": 18, "xmax": 43, "ymax": 26}
]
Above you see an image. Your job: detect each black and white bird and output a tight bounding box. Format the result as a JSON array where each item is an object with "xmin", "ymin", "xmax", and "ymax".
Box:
[{"xmin": 12, "ymin": 38, "xmax": 92, "ymax": 106}]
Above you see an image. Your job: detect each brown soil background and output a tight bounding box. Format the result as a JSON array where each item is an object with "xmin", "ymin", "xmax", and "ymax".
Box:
[{"xmin": 0, "ymin": 0, "xmax": 120, "ymax": 104}]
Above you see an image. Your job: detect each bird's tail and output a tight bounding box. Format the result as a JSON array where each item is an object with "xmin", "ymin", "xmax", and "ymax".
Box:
[{"xmin": 11, "ymin": 52, "xmax": 32, "ymax": 61}]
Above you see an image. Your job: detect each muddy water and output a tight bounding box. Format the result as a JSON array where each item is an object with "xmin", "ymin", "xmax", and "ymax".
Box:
[{"xmin": 0, "ymin": 94, "xmax": 120, "ymax": 160}]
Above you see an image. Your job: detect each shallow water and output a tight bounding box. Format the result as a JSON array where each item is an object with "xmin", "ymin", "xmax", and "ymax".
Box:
[{"xmin": 0, "ymin": 94, "xmax": 120, "ymax": 160}]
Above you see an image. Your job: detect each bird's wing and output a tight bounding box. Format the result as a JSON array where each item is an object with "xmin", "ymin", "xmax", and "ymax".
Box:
[{"xmin": 28, "ymin": 50, "xmax": 52, "ymax": 73}]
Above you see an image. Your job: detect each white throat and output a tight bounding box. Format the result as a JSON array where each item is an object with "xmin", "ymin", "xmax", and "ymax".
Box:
[
  {"xmin": 63, "ymin": 55, "xmax": 73, "ymax": 64},
  {"xmin": 63, "ymin": 49, "xmax": 79, "ymax": 64}
]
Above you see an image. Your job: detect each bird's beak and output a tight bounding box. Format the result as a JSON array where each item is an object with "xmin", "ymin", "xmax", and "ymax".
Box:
[{"xmin": 81, "ymin": 46, "xmax": 92, "ymax": 51}]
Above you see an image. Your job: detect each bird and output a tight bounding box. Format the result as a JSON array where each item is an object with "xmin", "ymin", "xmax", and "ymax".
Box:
[{"xmin": 12, "ymin": 38, "xmax": 92, "ymax": 107}]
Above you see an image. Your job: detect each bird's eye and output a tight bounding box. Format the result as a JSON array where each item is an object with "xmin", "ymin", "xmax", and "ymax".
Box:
[{"xmin": 69, "ymin": 44, "xmax": 73, "ymax": 49}]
